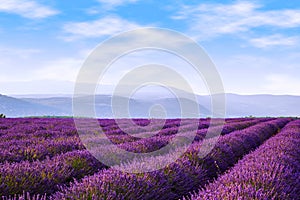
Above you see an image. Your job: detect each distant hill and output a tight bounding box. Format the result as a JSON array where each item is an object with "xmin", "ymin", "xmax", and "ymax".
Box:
[
  {"xmin": 21, "ymin": 95, "xmax": 210, "ymax": 118},
  {"xmin": 224, "ymin": 94, "xmax": 300, "ymax": 117},
  {"xmin": 0, "ymin": 94, "xmax": 65, "ymax": 117},
  {"xmin": 193, "ymin": 94, "xmax": 300, "ymax": 117},
  {"xmin": 1, "ymin": 93, "xmax": 299, "ymax": 118}
]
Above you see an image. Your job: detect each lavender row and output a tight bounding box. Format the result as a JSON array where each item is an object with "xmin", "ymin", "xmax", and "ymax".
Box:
[
  {"xmin": 0, "ymin": 117, "xmax": 254, "ymax": 135},
  {"xmin": 0, "ymin": 137, "xmax": 85, "ymax": 163},
  {"xmin": 189, "ymin": 119, "xmax": 300, "ymax": 200},
  {"xmin": 0, "ymin": 119, "xmax": 209, "ymax": 144},
  {"xmin": 89, "ymin": 117, "xmax": 269, "ymax": 147},
  {"xmin": 116, "ymin": 118, "xmax": 290, "ymax": 192},
  {"xmin": 51, "ymin": 118, "xmax": 290, "ymax": 200},
  {"xmin": 0, "ymin": 121, "xmax": 209, "ymax": 163},
  {"xmin": 0, "ymin": 120, "xmax": 209, "ymax": 163},
  {"xmin": 0, "ymin": 128, "xmax": 78, "ymax": 143},
  {"xmin": 0, "ymin": 118, "xmax": 252, "ymax": 141},
  {"xmin": 0, "ymin": 118, "xmax": 272, "ymax": 164},
  {"xmin": 80, "ymin": 119, "xmax": 212, "ymax": 145},
  {"xmin": 0, "ymin": 118, "xmax": 257, "ymax": 148},
  {"xmin": 116, "ymin": 118, "xmax": 270, "ymax": 153},
  {"xmin": 192, "ymin": 118, "xmax": 290, "ymax": 180},
  {"xmin": 2, "ymin": 192, "xmax": 47, "ymax": 200},
  {"xmin": 0, "ymin": 150, "xmax": 105, "ymax": 197},
  {"xmin": 203, "ymin": 117, "xmax": 272, "ymax": 138},
  {"xmin": 191, "ymin": 117, "xmax": 270, "ymax": 142},
  {"xmin": 81, "ymin": 118, "xmax": 267, "ymax": 155},
  {"xmin": 0, "ymin": 118, "xmax": 76, "ymax": 135}
]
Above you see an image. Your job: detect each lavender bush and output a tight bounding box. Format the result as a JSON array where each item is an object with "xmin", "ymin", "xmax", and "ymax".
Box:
[
  {"xmin": 0, "ymin": 117, "xmax": 296, "ymax": 200},
  {"xmin": 52, "ymin": 118, "xmax": 290, "ymax": 200},
  {"xmin": 188, "ymin": 120, "xmax": 300, "ymax": 200}
]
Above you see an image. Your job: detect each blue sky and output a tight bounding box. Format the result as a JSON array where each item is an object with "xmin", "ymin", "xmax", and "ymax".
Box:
[{"xmin": 0, "ymin": 0, "xmax": 300, "ymax": 95}]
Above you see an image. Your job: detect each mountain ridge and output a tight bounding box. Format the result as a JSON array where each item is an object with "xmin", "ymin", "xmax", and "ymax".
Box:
[{"xmin": 0, "ymin": 93, "xmax": 299, "ymax": 118}]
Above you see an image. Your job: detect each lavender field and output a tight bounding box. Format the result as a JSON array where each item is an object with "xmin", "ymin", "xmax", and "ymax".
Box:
[{"xmin": 0, "ymin": 117, "xmax": 299, "ymax": 200}]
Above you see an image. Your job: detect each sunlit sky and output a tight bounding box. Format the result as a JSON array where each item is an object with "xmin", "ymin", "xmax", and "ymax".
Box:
[{"xmin": 0, "ymin": 0, "xmax": 300, "ymax": 95}]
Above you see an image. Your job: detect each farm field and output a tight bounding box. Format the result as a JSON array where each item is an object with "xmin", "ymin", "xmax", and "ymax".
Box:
[{"xmin": 0, "ymin": 117, "xmax": 299, "ymax": 200}]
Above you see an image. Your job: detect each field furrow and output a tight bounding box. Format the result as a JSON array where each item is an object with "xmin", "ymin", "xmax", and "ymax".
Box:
[
  {"xmin": 51, "ymin": 118, "xmax": 290, "ymax": 200},
  {"xmin": 188, "ymin": 119, "xmax": 300, "ymax": 200}
]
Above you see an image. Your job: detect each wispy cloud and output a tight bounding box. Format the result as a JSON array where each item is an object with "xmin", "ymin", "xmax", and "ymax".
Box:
[
  {"xmin": 0, "ymin": 45, "xmax": 83, "ymax": 83},
  {"xmin": 63, "ymin": 16, "xmax": 141, "ymax": 41},
  {"xmin": 173, "ymin": 1, "xmax": 300, "ymax": 41},
  {"xmin": 0, "ymin": 0, "xmax": 59, "ymax": 19},
  {"xmin": 0, "ymin": 46, "xmax": 41, "ymax": 59},
  {"xmin": 0, "ymin": 46, "xmax": 42, "ymax": 82},
  {"xmin": 96, "ymin": 0, "xmax": 139, "ymax": 9},
  {"xmin": 33, "ymin": 58, "xmax": 83, "ymax": 82},
  {"xmin": 249, "ymin": 34, "xmax": 299, "ymax": 48},
  {"xmin": 86, "ymin": 0, "xmax": 139, "ymax": 15},
  {"xmin": 263, "ymin": 74, "xmax": 300, "ymax": 95},
  {"xmin": 0, "ymin": 56, "xmax": 83, "ymax": 83}
]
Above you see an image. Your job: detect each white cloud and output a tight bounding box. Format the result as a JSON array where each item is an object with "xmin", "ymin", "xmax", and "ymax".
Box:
[
  {"xmin": 0, "ymin": 57, "xmax": 82, "ymax": 83},
  {"xmin": 0, "ymin": 46, "xmax": 42, "ymax": 82},
  {"xmin": 173, "ymin": 1, "xmax": 300, "ymax": 40},
  {"xmin": 0, "ymin": 80, "xmax": 75, "ymax": 95},
  {"xmin": 0, "ymin": 0, "xmax": 58, "ymax": 19},
  {"xmin": 63, "ymin": 16, "xmax": 141, "ymax": 40},
  {"xmin": 86, "ymin": 0, "xmax": 139, "ymax": 14},
  {"xmin": 0, "ymin": 45, "xmax": 84, "ymax": 83},
  {"xmin": 0, "ymin": 46, "xmax": 41, "ymax": 59},
  {"xmin": 97, "ymin": 0, "xmax": 138, "ymax": 8},
  {"xmin": 249, "ymin": 35, "xmax": 299, "ymax": 48},
  {"xmin": 211, "ymin": 52, "xmax": 300, "ymax": 95},
  {"xmin": 33, "ymin": 58, "xmax": 83, "ymax": 82},
  {"xmin": 263, "ymin": 74, "xmax": 300, "ymax": 95}
]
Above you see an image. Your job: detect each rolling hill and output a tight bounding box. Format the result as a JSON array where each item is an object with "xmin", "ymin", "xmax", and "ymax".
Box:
[{"xmin": 1, "ymin": 93, "xmax": 299, "ymax": 118}]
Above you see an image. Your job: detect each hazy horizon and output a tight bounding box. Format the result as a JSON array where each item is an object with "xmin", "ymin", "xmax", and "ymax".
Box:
[{"xmin": 7, "ymin": 92, "xmax": 300, "ymax": 98}]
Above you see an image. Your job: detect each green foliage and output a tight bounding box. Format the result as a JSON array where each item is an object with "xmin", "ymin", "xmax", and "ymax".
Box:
[{"xmin": 0, "ymin": 114, "xmax": 6, "ymax": 118}]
